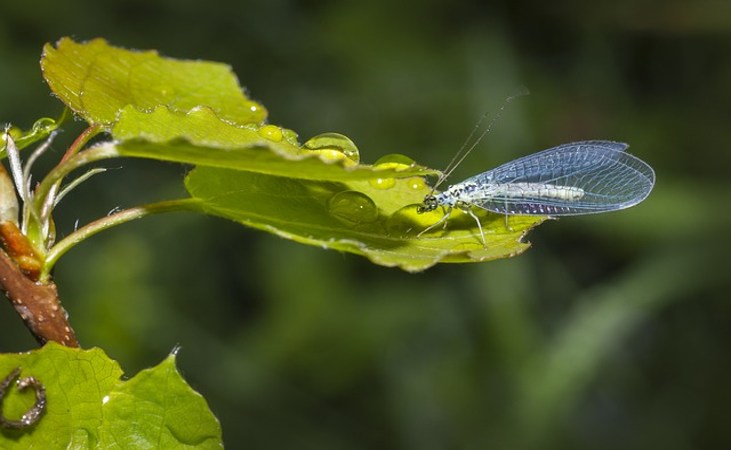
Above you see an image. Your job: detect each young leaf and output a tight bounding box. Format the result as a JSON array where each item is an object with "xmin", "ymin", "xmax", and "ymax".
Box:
[
  {"xmin": 0, "ymin": 116, "xmax": 64, "ymax": 160},
  {"xmin": 0, "ymin": 343, "xmax": 222, "ymax": 448},
  {"xmin": 185, "ymin": 167, "xmax": 545, "ymax": 272},
  {"xmin": 41, "ymin": 37, "xmax": 265, "ymax": 127}
]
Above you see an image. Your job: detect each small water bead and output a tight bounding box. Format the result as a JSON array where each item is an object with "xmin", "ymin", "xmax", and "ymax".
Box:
[
  {"xmin": 328, "ymin": 191, "xmax": 379, "ymax": 224},
  {"xmin": 368, "ymin": 177, "xmax": 396, "ymax": 190},
  {"xmin": 373, "ymin": 153, "xmax": 416, "ymax": 170},
  {"xmin": 368, "ymin": 155, "xmax": 421, "ymax": 191},
  {"xmin": 258, "ymin": 124, "xmax": 284, "ymax": 142},
  {"xmin": 242, "ymin": 102, "xmax": 268, "ymax": 123},
  {"xmin": 302, "ymin": 133, "xmax": 360, "ymax": 164},
  {"xmin": 407, "ymin": 177, "xmax": 427, "ymax": 191},
  {"xmin": 302, "ymin": 149, "xmax": 357, "ymax": 166},
  {"xmin": 31, "ymin": 117, "xmax": 57, "ymax": 134},
  {"xmin": 281, "ymin": 128, "xmax": 300, "ymax": 146},
  {"xmin": 247, "ymin": 102, "xmax": 263, "ymax": 114}
]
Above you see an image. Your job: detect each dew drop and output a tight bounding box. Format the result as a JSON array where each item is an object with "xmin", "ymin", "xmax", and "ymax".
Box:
[
  {"xmin": 31, "ymin": 117, "xmax": 57, "ymax": 134},
  {"xmin": 374, "ymin": 153, "xmax": 416, "ymax": 170},
  {"xmin": 368, "ymin": 177, "xmax": 396, "ymax": 190},
  {"xmin": 407, "ymin": 177, "xmax": 427, "ymax": 191},
  {"xmin": 244, "ymin": 102, "xmax": 268, "ymax": 122},
  {"xmin": 302, "ymin": 133, "xmax": 360, "ymax": 164},
  {"xmin": 281, "ymin": 128, "xmax": 300, "ymax": 145},
  {"xmin": 328, "ymin": 191, "xmax": 378, "ymax": 224},
  {"xmin": 258, "ymin": 124, "xmax": 283, "ymax": 142}
]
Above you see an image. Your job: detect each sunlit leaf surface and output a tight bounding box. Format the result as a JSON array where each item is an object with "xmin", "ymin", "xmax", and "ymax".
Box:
[{"xmin": 41, "ymin": 37, "xmax": 265, "ymax": 126}]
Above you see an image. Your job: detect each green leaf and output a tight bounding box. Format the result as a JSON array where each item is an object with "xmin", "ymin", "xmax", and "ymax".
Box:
[
  {"xmin": 0, "ymin": 115, "xmax": 65, "ymax": 160},
  {"xmin": 0, "ymin": 342, "xmax": 222, "ymax": 449},
  {"xmin": 108, "ymin": 139, "xmax": 435, "ymax": 182},
  {"xmin": 185, "ymin": 167, "xmax": 546, "ymax": 272},
  {"xmin": 103, "ymin": 105, "xmax": 438, "ymax": 180},
  {"xmin": 38, "ymin": 37, "xmax": 545, "ymax": 270},
  {"xmin": 112, "ymin": 105, "xmax": 299, "ymax": 149},
  {"xmin": 41, "ymin": 37, "xmax": 265, "ymax": 127}
]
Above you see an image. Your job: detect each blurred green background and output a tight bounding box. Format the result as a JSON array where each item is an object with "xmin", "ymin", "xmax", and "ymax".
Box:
[{"xmin": 1, "ymin": 1, "xmax": 730, "ymax": 448}]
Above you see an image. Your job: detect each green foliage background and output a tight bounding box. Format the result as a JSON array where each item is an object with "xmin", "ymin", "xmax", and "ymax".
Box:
[{"xmin": 1, "ymin": 1, "xmax": 730, "ymax": 448}]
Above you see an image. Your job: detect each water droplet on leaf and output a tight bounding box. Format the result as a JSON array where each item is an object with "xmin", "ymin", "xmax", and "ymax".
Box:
[
  {"xmin": 407, "ymin": 177, "xmax": 427, "ymax": 191},
  {"xmin": 244, "ymin": 102, "xmax": 268, "ymax": 123},
  {"xmin": 258, "ymin": 124, "xmax": 283, "ymax": 142},
  {"xmin": 31, "ymin": 117, "xmax": 57, "ymax": 134},
  {"xmin": 374, "ymin": 153, "xmax": 415, "ymax": 170},
  {"xmin": 302, "ymin": 133, "xmax": 360, "ymax": 164},
  {"xmin": 368, "ymin": 177, "xmax": 396, "ymax": 190},
  {"xmin": 328, "ymin": 191, "xmax": 378, "ymax": 224},
  {"xmin": 281, "ymin": 128, "xmax": 300, "ymax": 145}
]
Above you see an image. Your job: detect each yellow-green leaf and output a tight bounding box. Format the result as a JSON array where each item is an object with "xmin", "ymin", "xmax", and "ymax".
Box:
[{"xmin": 41, "ymin": 37, "xmax": 265, "ymax": 127}]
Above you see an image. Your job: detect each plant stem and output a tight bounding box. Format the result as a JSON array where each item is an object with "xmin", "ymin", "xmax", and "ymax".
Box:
[
  {"xmin": 0, "ymin": 249, "xmax": 78, "ymax": 347},
  {"xmin": 33, "ymin": 142, "xmax": 119, "ymax": 219},
  {"xmin": 61, "ymin": 124, "xmax": 102, "ymax": 162},
  {"xmin": 41, "ymin": 198, "xmax": 203, "ymax": 281}
]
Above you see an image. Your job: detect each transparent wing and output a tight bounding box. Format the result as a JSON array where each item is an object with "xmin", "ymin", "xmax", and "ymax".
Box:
[{"xmin": 464, "ymin": 141, "xmax": 655, "ymax": 215}]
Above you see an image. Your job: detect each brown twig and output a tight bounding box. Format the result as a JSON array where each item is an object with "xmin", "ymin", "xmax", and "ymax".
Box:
[
  {"xmin": 0, "ymin": 222, "xmax": 42, "ymax": 280},
  {"xmin": 0, "ymin": 248, "xmax": 78, "ymax": 347}
]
